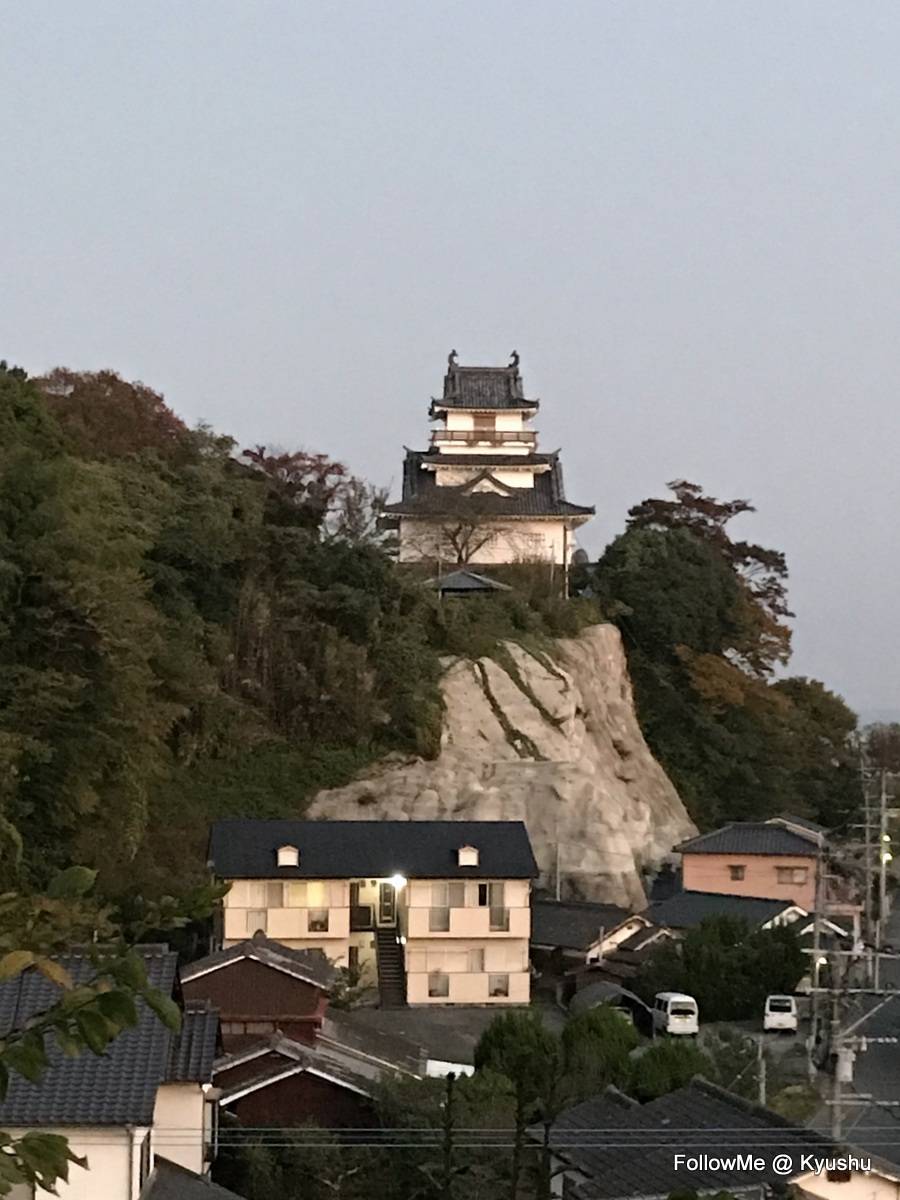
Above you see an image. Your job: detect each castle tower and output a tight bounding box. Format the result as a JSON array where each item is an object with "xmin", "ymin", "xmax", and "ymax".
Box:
[{"xmin": 382, "ymin": 352, "xmax": 594, "ymax": 565}]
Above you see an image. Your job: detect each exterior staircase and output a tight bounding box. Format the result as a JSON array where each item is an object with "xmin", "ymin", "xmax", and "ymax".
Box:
[{"xmin": 375, "ymin": 928, "xmax": 407, "ymax": 1008}]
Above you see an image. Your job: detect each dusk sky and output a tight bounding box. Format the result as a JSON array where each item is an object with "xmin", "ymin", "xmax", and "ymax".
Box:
[{"xmin": 3, "ymin": 1, "xmax": 899, "ymax": 719}]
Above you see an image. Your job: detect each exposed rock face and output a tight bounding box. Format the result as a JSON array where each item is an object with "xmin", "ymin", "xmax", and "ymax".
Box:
[{"xmin": 310, "ymin": 624, "xmax": 696, "ymax": 909}]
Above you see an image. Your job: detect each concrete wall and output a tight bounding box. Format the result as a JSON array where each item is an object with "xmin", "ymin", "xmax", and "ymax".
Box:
[
  {"xmin": 796, "ymin": 1170, "xmax": 900, "ymax": 1200},
  {"xmin": 153, "ymin": 1082, "xmax": 207, "ymax": 1176},
  {"xmin": 682, "ymin": 852, "xmax": 817, "ymax": 910}
]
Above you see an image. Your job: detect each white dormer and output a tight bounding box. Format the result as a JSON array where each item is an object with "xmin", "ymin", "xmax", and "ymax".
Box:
[
  {"xmin": 276, "ymin": 844, "xmax": 299, "ymax": 868},
  {"xmin": 458, "ymin": 845, "xmax": 479, "ymax": 868}
]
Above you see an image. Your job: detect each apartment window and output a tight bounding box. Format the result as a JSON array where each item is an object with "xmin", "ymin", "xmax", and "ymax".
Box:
[
  {"xmin": 728, "ymin": 864, "xmax": 746, "ymax": 881},
  {"xmin": 246, "ymin": 909, "xmax": 267, "ymax": 935},
  {"xmin": 488, "ymin": 974, "xmax": 509, "ymax": 998},
  {"xmin": 776, "ymin": 867, "xmax": 809, "ymax": 885},
  {"xmin": 429, "ymin": 906, "xmax": 451, "ymax": 932},
  {"xmin": 308, "ymin": 909, "xmax": 329, "ymax": 932},
  {"xmin": 490, "ymin": 906, "xmax": 510, "ymax": 932},
  {"xmin": 307, "ymin": 881, "xmax": 328, "ymax": 907},
  {"xmin": 266, "ymin": 882, "xmax": 284, "ymax": 908},
  {"xmin": 287, "ymin": 882, "xmax": 307, "ymax": 907},
  {"xmin": 478, "ymin": 882, "xmax": 505, "ymax": 907},
  {"xmin": 468, "ymin": 948, "xmax": 485, "ymax": 973},
  {"xmin": 428, "ymin": 971, "xmax": 450, "ymax": 998},
  {"xmin": 449, "ymin": 881, "xmax": 466, "ymax": 907}
]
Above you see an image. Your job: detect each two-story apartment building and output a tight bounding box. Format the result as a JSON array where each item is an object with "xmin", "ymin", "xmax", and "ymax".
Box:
[{"xmin": 208, "ymin": 819, "xmax": 538, "ymax": 1006}]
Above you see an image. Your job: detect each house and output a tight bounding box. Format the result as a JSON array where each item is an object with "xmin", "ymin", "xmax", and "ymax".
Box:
[
  {"xmin": 213, "ymin": 1033, "xmax": 378, "ymax": 1131},
  {"xmin": 0, "ymin": 945, "xmax": 220, "ymax": 1200},
  {"xmin": 543, "ymin": 1077, "xmax": 892, "ymax": 1200},
  {"xmin": 380, "ymin": 352, "xmax": 594, "ymax": 566},
  {"xmin": 139, "ymin": 1157, "xmax": 247, "ymax": 1200},
  {"xmin": 530, "ymin": 899, "xmax": 654, "ymax": 969},
  {"xmin": 676, "ymin": 822, "xmax": 821, "ymax": 910},
  {"xmin": 428, "ymin": 568, "xmax": 512, "ymax": 597},
  {"xmin": 208, "ymin": 819, "xmax": 538, "ymax": 1006},
  {"xmin": 643, "ymin": 889, "xmax": 810, "ymax": 932},
  {"xmin": 181, "ymin": 932, "xmax": 335, "ymax": 1049}
]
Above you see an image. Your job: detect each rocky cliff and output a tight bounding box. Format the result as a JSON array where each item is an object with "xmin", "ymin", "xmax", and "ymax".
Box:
[{"xmin": 310, "ymin": 624, "xmax": 695, "ymax": 908}]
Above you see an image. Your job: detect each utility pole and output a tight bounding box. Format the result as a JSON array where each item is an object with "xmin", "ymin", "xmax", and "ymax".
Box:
[
  {"xmin": 809, "ymin": 840, "xmax": 826, "ymax": 1080},
  {"xmin": 879, "ymin": 768, "xmax": 890, "ymax": 943},
  {"xmin": 863, "ymin": 751, "xmax": 875, "ymax": 947},
  {"xmin": 757, "ymin": 1037, "xmax": 767, "ymax": 1107}
]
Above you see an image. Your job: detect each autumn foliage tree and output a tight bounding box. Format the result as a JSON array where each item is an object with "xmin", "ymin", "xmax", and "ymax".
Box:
[{"xmin": 592, "ymin": 481, "xmax": 857, "ymax": 826}]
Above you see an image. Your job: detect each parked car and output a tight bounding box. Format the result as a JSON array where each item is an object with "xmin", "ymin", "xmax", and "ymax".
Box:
[
  {"xmin": 652, "ymin": 992, "xmax": 699, "ymax": 1036},
  {"xmin": 763, "ymin": 994, "xmax": 798, "ymax": 1033}
]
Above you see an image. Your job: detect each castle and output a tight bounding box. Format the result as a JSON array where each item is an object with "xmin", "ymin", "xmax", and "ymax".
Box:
[{"xmin": 381, "ymin": 352, "xmax": 593, "ymax": 565}]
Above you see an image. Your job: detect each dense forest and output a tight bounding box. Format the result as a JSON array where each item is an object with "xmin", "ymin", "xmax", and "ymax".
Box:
[{"xmin": 0, "ymin": 362, "xmax": 859, "ymax": 902}]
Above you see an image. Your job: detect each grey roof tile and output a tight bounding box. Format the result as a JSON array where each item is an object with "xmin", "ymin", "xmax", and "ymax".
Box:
[
  {"xmin": 432, "ymin": 362, "xmax": 539, "ymax": 411},
  {"xmin": 644, "ymin": 890, "xmax": 797, "ymax": 930},
  {"xmin": 382, "ymin": 450, "xmax": 594, "ymax": 519},
  {"xmin": 166, "ymin": 1002, "xmax": 220, "ymax": 1083},
  {"xmin": 0, "ymin": 945, "xmax": 178, "ymax": 1126},
  {"xmin": 181, "ymin": 934, "xmax": 336, "ymax": 991},
  {"xmin": 531, "ymin": 900, "xmax": 633, "ymax": 951},
  {"xmin": 548, "ymin": 1078, "xmax": 836, "ymax": 1200},
  {"xmin": 140, "ymin": 1157, "xmax": 247, "ymax": 1200},
  {"xmin": 676, "ymin": 822, "xmax": 820, "ymax": 857},
  {"xmin": 208, "ymin": 819, "xmax": 538, "ymax": 880}
]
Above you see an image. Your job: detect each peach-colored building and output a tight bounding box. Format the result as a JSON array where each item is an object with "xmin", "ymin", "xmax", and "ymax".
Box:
[
  {"xmin": 209, "ymin": 819, "xmax": 538, "ymax": 1006},
  {"xmin": 676, "ymin": 821, "xmax": 819, "ymax": 910},
  {"xmin": 380, "ymin": 352, "xmax": 594, "ymax": 566}
]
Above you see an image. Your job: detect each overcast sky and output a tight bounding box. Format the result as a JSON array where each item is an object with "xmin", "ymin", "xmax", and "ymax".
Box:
[{"xmin": 3, "ymin": 1, "xmax": 899, "ymax": 719}]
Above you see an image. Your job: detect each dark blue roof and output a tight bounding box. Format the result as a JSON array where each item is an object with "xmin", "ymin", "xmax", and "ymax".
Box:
[
  {"xmin": 644, "ymin": 890, "xmax": 798, "ymax": 930},
  {"xmin": 0, "ymin": 945, "xmax": 180, "ymax": 1126},
  {"xmin": 208, "ymin": 820, "xmax": 538, "ymax": 880},
  {"xmin": 677, "ymin": 822, "xmax": 819, "ymax": 857}
]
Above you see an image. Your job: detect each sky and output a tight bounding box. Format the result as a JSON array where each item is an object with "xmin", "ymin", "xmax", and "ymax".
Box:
[{"xmin": 2, "ymin": 0, "xmax": 899, "ymax": 720}]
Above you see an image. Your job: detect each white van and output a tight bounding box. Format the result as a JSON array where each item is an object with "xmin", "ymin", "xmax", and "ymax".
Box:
[
  {"xmin": 763, "ymin": 994, "xmax": 798, "ymax": 1033},
  {"xmin": 652, "ymin": 992, "xmax": 699, "ymax": 1036}
]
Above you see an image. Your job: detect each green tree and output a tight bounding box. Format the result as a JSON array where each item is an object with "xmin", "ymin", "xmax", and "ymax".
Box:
[
  {"xmin": 474, "ymin": 1011, "xmax": 561, "ymax": 1200},
  {"xmin": 628, "ymin": 1039, "xmax": 712, "ymax": 1102},
  {"xmin": 633, "ymin": 917, "xmax": 807, "ymax": 1022}
]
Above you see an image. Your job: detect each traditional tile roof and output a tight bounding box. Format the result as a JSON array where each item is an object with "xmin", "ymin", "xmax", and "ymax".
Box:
[
  {"xmin": 181, "ymin": 933, "xmax": 336, "ymax": 991},
  {"xmin": 208, "ymin": 819, "xmax": 539, "ymax": 880},
  {"xmin": 318, "ymin": 1008, "xmax": 424, "ymax": 1077},
  {"xmin": 428, "ymin": 569, "xmax": 512, "ymax": 594},
  {"xmin": 166, "ymin": 1001, "xmax": 220, "ymax": 1083},
  {"xmin": 430, "ymin": 360, "xmax": 539, "ymax": 412},
  {"xmin": 676, "ymin": 822, "xmax": 820, "ymax": 857},
  {"xmin": 531, "ymin": 900, "xmax": 635, "ymax": 951},
  {"xmin": 140, "ymin": 1157, "xmax": 247, "ymax": 1200},
  {"xmin": 0, "ymin": 945, "xmax": 179, "ymax": 1126},
  {"xmin": 216, "ymin": 1033, "xmax": 374, "ymax": 1103},
  {"xmin": 644, "ymin": 890, "xmax": 799, "ymax": 930},
  {"xmin": 382, "ymin": 449, "xmax": 594, "ymax": 519},
  {"xmin": 420, "ymin": 452, "xmax": 553, "ymax": 468},
  {"xmin": 547, "ymin": 1078, "xmax": 835, "ymax": 1200}
]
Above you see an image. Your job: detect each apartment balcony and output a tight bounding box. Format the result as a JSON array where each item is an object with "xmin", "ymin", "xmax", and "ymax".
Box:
[{"xmin": 430, "ymin": 430, "xmax": 536, "ymax": 447}]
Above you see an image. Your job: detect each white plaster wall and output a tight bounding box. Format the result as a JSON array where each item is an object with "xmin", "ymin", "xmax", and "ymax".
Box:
[
  {"xmin": 153, "ymin": 1082, "xmax": 207, "ymax": 1176},
  {"xmin": 11, "ymin": 1126, "xmax": 137, "ymax": 1200}
]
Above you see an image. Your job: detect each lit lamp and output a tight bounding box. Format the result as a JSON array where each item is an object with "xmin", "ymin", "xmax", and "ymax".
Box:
[{"xmin": 389, "ymin": 874, "xmax": 407, "ymax": 891}]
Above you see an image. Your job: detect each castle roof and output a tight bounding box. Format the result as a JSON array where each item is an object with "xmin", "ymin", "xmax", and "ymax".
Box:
[
  {"xmin": 382, "ymin": 449, "xmax": 594, "ymax": 521},
  {"xmin": 430, "ymin": 355, "xmax": 539, "ymax": 413}
]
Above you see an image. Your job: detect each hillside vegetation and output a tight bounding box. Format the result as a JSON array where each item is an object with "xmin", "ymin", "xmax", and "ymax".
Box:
[
  {"xmin": 0, "ymin": 364, "xmax": 593, "ymax": 898},
  {"xmin": 1, "ymin": 364, "xmax": 859, "ymax": 900}
]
